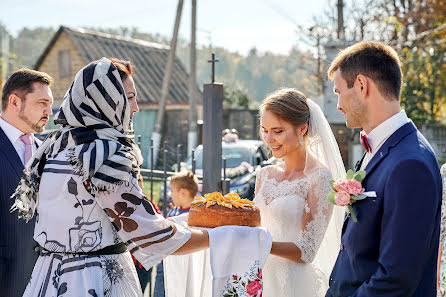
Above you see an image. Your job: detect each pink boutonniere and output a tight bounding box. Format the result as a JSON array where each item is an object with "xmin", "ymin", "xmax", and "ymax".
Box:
[{"xmin": 327, "ymin": 169, "xmax": 376, "ymax": 222}]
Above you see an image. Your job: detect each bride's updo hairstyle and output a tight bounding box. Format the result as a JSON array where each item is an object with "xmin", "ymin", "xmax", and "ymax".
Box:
[{"xmin": 259, "ymin": 88, "xmax": 310, "ymax": 138}]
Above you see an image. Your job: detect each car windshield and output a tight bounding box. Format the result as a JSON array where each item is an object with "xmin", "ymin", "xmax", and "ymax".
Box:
[{"xmin": 186, "ymin": 146, "xmax": 253, "ymax": 169}]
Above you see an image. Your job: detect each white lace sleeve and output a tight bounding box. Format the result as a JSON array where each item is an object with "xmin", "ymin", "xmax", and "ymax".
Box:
[
  {"xmin": 255, "ymin": 167, "xmax": 267, "ymax": 196},
  {"xmin": 95, "ymin": 176, "xmax": 191, "ymax": 269},
  {"xmin": 294, "ymin": 169, "xmax": 334, "ymax": 263}
]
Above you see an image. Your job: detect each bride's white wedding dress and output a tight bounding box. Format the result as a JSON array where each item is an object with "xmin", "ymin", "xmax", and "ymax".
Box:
[{"xmin": 254, "ymin": 165, "xmax": 334, "ymax": 297}]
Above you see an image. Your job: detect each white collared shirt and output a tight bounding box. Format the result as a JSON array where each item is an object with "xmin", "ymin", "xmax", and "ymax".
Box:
[
  {"xmin": 0, "ymin": 116, "xmax": 36, "ymax": 165},
  {"xmin": 360, "ymin": 110, "xmax": 410, "ymax": 171}
]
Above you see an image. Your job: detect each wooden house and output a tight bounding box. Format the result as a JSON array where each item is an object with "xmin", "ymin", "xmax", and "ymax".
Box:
[{"xmin": 35, "ymin": 26, "xmax": 202, "ymax": 167}]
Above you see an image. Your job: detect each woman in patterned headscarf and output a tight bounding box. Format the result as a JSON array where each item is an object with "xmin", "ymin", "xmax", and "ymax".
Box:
[{"xmin": 12, "ymin": 57, "xmax": 208, "ymax": 297}]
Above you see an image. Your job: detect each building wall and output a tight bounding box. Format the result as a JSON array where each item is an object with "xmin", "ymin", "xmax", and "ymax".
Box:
[
  {"xmin": 37, "ymin": 31, "xmax": 86, "ymax": 100},
  {"xmin": 323, "ymin": 40, "xmax": 355, "ymax": 124},
  {"xmin": 34, "ymin": 31, "xmax": 209, "ymax": 169},
  {"xmin": 330, "ymin": 123, "xmax": 352, "ymax": 168},
  {"xmin": 133, "ymin": 109, "xmax": 157, "ymax": 168},
  {"xmin": 421, "ymin": 124, "xmax": 446, "ymax": 164},
  {"xmin": 224, "ymin": 109, "xmax": 260, "ymax": 140}
]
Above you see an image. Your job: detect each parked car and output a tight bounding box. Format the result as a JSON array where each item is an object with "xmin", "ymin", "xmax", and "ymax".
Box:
[
  {"xmin": 161, "ymin": 140, "xmax": 277, "ymax": 204},
  {"xmin": 187, "ymin": 140, "xmax": 270, "ymax": 199}
]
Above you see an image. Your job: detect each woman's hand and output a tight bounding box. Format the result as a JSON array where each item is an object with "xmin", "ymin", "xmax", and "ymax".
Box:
[{"xmin": 270, "ymin": 241, "xmax": 305, "ymax": 263}]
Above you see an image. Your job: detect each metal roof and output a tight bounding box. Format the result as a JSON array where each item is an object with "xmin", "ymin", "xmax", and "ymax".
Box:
[{"xmin": 35, "ymin": 26, "xmax": 201, "ymax": 105}]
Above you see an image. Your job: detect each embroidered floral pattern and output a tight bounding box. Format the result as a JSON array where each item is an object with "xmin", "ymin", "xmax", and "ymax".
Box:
[
  {"xmin": 68, "ymin": 221, "xmax": 102, "ymax": 252},
  {"xmin": 222, "ymin": 261, "xmax": 263, "ymax": 297},
  {"xmin": 52, "ymin": 262, "xmax": 68, "ymax": 296},
  {"xmin": 103, "ymin": 257, "xmax": 125, "ymax": 285},
  {"xmin": 104, "ymin": 202, "xmax": 138, "ymax": 232},
  {"xmin": 24, "ymin": 150, "xmax": 189, "ymax": 297},
  {"xmin": 121, "ymin": 193, "xmax": 155, "ymax": 215}
]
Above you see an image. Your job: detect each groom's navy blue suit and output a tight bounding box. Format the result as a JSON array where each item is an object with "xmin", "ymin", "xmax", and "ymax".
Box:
[
  {"xmin": 326, "ymin": 122, "xmax": 442, "ymax": 297},
  {"xmin": 0, "ymin": 127, "xmax": 39, "ymax": 296}
]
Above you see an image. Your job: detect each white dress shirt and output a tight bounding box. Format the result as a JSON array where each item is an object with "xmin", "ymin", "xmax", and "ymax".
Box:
[
  {"xmin": 0, "ymin": 116, "xmax": 36, "ymax": 165},
  {"xmin": 360, "ymin": 110, "xmax": 410, "ymax": 171}
]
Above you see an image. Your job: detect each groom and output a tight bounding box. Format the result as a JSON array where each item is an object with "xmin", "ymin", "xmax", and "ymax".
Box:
[{"xmin": 325, "ymin": 41, "xmax": 442, "ymax": 297}]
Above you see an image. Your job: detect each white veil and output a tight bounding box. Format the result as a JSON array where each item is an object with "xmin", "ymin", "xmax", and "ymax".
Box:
[{"xmin": 304, "ymin": 98, "xmax": 346, "ymax": 279}]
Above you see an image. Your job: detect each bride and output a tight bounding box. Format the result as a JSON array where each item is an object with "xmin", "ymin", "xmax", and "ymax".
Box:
[{"xmin": 254, "ymin": 88, "xmax": 345, "ymax": 297}]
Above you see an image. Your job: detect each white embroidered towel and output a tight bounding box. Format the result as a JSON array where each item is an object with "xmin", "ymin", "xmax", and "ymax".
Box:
[
  {"xmin": 208, "ymin": 226, "xmax": 272, "ymax": 297},
  {"xmin": 164, "ymin": 213, "xmax": 212, "ymax": 297}
]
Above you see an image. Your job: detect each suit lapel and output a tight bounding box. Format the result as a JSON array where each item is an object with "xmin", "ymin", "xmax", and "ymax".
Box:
[
  {"xmin": 342, "ymin": 121, "xmax": 417, "ymax": 231},
  {"xmin": 0, "ymin": 127, "xmax": 24, "ymax": 178},
  {"xmin": 342, "ymin": 152, "xmax": 367, "ymax": 227},
  {"xmin": 341, "ymin": 153, "xmax": 367, "ymax": 227},
  {"xmin": 362, "ymin": 122, "xmax": 416, "ymax": 182},
  {"xmin": 355, "ymin": 152, "xmax": 366, "ymax": 173}
]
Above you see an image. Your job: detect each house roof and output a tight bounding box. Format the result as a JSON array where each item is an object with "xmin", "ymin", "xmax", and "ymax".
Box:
[{"xmin": 35, "ymin": 26, "xmax": 201, "ymax": 105}]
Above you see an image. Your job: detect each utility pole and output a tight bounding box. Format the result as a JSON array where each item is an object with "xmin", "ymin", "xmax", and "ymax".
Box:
[
  {"xmin": 188, "ymin": 0, "xmax": 198, "ymax": 156},
  {"xmin": 316, "ymin": 32, "xmax": 324, "ymax": 96},
  {"xmin": 151, "ymin": 0, "xmax": 184, "ymax": 167},
  {"xmin": 202, "ymin": 53, "xmax": 222, "ymax": 194},
  {"xmin": 337, "ymin": 0, "xmax": 345, "ymax": 41},
  {"xmin": 1, "ymin": 30, "xmax": 9, "ymax": 88}
]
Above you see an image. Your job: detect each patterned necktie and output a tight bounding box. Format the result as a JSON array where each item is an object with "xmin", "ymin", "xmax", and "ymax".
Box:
[
  {"xmin": 19, "ymin": 134, "xmax": 33, "ymax": 164},
  {"xmin": 360, "ymin": 131, "xmax": 372, "ymax": 153}
]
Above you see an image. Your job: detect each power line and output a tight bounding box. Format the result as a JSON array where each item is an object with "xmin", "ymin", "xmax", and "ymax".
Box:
[{"xmin": 260, "ymin": 0, "xmax": 301, "ymax": 29}]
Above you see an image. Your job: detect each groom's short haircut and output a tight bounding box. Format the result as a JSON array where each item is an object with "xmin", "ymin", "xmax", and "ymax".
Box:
[{"xmin": 327, "ymin": 41, "xmax": 402, "ymax": 101}]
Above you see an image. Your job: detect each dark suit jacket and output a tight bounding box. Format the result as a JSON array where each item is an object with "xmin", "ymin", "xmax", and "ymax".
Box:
[
  {"xmin": 0, "ymin": 127, "xmax": 39, "ymax": 296},
  {"xmin": 326, "ymin": 122, "xmax": 442, "ymax": 297}
]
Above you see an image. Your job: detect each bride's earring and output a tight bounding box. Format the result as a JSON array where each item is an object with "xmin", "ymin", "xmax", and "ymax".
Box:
[{"xmin": 299, "ymin": 135, "xmax": 304, "ymax": 146}]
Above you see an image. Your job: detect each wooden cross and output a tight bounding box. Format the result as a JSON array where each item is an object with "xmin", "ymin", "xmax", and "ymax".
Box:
[{"xmin": 208, "ymin": 53, "xmax": 219, "ymax": 83}]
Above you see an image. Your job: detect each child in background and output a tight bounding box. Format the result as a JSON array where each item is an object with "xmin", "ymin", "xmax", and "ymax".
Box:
[
  {"xmin": 153, "ymin": 171, "xmax": 199, "ymax": 297},
  {"xmin": 167, "ymin": 171, "xmax": 199, "ymax": 217}
]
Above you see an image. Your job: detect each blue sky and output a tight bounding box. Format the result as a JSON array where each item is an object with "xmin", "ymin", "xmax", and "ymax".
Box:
[{"xmin": 2, "ymin": 0, "xmax": 333, "ymax": 55}]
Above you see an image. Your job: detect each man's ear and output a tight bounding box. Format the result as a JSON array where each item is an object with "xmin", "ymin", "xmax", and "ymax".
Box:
[
  {"xmin": 355, "ymin": 75, "xmax": 369, "ymax": 99},
  {"xmin": 8, "ymin": 93, "xmax": 22, "ymax": 112}
]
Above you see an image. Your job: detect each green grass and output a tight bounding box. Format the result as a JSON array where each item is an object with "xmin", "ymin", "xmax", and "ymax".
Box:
[{"xmin": 141, "ymin": 179, "xmax": 163, "ymax": 205}]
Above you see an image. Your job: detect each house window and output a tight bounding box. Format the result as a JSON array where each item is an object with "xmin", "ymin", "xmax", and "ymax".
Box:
[{"xmin": 58, "ymin": 50, "xmax": 72, "ymax": 78}]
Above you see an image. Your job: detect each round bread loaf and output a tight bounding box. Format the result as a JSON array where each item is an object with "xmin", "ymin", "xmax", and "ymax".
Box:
[{"xmin": 188, "ymin": 202, "xmax": 260, "ymax": 228}]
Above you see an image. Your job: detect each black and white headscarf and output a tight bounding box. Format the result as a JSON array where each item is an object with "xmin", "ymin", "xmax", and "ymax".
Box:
[{"xmin": 11, "ymin": 57, "xmax": 143, "ymax": 221}]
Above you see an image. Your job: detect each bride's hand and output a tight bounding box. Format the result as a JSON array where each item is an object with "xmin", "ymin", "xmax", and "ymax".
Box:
[{"xmin": 270, "ymin": 241, "xmax": 305, "ymax": 263}]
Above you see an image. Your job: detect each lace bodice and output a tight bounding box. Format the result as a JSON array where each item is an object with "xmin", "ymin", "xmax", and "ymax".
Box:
[
  {"xmin": 254, "ymin": 165, "xmax": 333, "ymax": 263},
  {"xmin": 253, "ymin": 165, "xmax": 334, "ymax": 296}
]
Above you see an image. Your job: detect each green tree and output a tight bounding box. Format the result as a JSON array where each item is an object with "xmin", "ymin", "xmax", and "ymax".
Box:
[
  {"xmin": 14, "ymin": 27, "xmax": 55, "ymax": 68},
  {"xmin": 8, "ymin": 25, "xmax": 320, "ymax": 105},
  {"xmin": 307, "ymin": 0, "xmax": 446, "ymax": 125},
  {"xmin": 396, "ymin": 1, "xmax": 446, "ymax": 125},
  {"xmin": 223, "ymin": 84, "xmax": 251, "ymax": 109},
  {"xmin": 400, "ymin": 34, "xmax": 446, "ymax": 125}
]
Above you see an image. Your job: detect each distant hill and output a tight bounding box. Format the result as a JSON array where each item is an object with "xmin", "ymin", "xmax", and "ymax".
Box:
[{"xmin": 2, "ymin": 26, "xmax": 320, "ymax": 103}]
